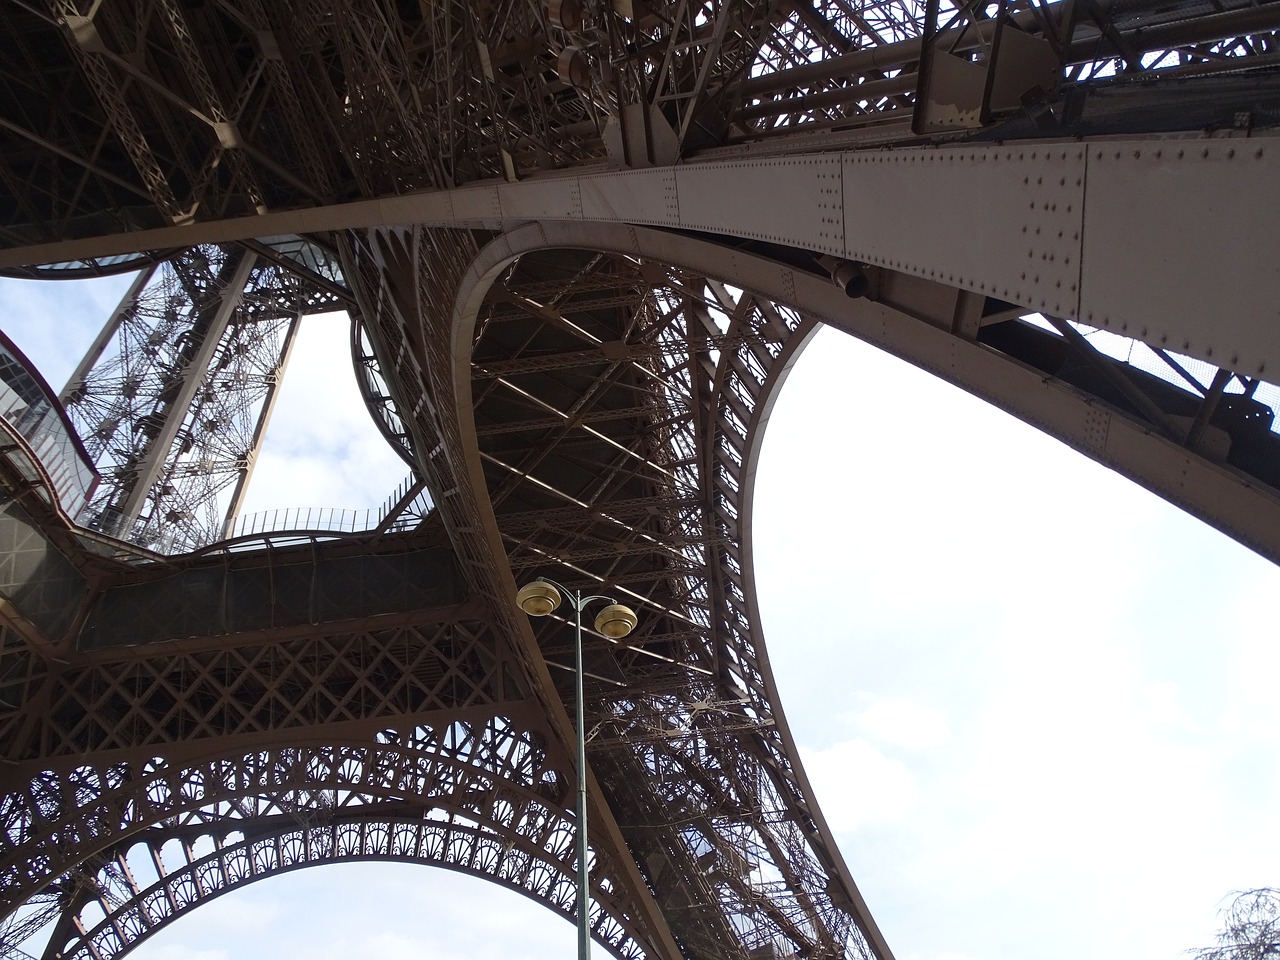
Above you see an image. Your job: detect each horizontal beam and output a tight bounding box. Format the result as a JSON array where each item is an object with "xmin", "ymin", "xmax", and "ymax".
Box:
[{"xmin": 5, "ymin": 133, "xmax": 1278, "ymax": 377}]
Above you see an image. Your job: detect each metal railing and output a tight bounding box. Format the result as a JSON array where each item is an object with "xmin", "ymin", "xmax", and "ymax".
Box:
[{"xmin": 220, "ymin": 472, "xmax": 433, "ymax": 542}]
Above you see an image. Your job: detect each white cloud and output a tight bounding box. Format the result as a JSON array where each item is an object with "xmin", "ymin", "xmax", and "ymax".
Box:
[
  {"xmin": 132, "ymin": 947, "xmax": 229, "ymax": 960},
  {"xmin": 854, "ymin": 699, "xmax": 951, "ymax": 750},
  {"xmin": 0, "ymin": 273, "xmax": 137, "ymax": 388},
  {"xmin": 759, "ymin": 329, "xmax": 1280, "ymax": 960},
  {"xmin": 238, "ymin": 311, "xmax": 409, "ymax": 518},
  {"xmin": 801, "ymin": 738, "xmax": 919, "ymax": 831},
  {"xmin": 130, "ymin": 864, "xmax": 573, "ymax": 960}
]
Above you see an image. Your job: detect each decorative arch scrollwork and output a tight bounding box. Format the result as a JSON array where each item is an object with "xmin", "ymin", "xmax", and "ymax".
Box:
[{"xmin": 3, "ymin": 717, "xmax": 649, "ymax": 960}]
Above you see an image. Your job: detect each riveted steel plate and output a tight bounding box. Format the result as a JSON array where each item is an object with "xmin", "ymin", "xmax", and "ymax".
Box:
[
  {"xmin": 676, "ymin": 155, "xmax": 846, "ymax": 256},
  {"xmin": 843, "ymin": 145, "xmax": 1086, "ymax": 318},
  {"xmin": 498, "ymin": 175, "xmax": 583, "ymax": 221},
  {"xmin": 450, "ymin": 183, "xmax": 504, "ymax": 223},
  {"xmin": 579, "ymin": 167, "xmax": 680, "ymax": 227},
  {"xmin": 1080, "ymin": 137, "xmax": 1280, "ymax": 377}
]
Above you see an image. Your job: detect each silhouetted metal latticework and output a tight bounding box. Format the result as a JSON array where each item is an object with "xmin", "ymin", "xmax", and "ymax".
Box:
[
  {"xmin": 2, "ymin": 0, "xmax": 1280, "ymax": 958},
  {"xmin": 59, "ymin": 241, "xmax": 351, "ymax": 552}
]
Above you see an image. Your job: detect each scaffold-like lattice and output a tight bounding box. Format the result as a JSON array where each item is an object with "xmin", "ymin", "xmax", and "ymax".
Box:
[{"xmin": 1, "ymin": 1, "xmax": 1279, "ymax": 959}]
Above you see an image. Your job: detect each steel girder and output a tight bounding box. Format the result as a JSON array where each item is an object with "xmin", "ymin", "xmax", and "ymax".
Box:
[
  {"xmin": 6, "ymin": 218, "xmax": 1280, "ymax": 959},
  {"xmin": 335, "ymin": 221, "xmax": 904, "ymax": 958},
  {"xmin": 1, "ymin": 185, "xmax": 1278, "ymax": 960},
  {"xmin": 464, "ymin": 245, "xmax": 870, "ymax": 959},
  {"xmin": 55, "ymin": 236, "xmax": 422, "ymax": 554},
  {"xmin": 7, "ymin": 135, "xmax": 1278, "ymax": 380},
  {"xmin": 60, "ymin": 245, "xmax": 322, "ymax": 551},
  {"xmin": 3, "ymin": 0, "xmax": 1278, "ymax": 272},
  {"xmin": 425, "ymin": 219, "xmax": 1280, "ymax": 957},
  {"xmin": 11, "ymin": 134, "xmax": 1280, "ymax": 555},
  {"xmin": 0, "ymin": 522, "xmax": 666, "ymax": 960},
  {"xmin": 3, "ymin": 1, "xmax": 1280, "ymax": 958},
  {"xmin": 470, "ymin": 221, "xmax": 1280, "ymax": 566}
]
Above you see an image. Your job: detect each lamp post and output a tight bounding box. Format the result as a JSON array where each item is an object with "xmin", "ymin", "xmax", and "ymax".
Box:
[{"xmin": 516, "ymin": 578, "xmax": 637, "ymax": 960}]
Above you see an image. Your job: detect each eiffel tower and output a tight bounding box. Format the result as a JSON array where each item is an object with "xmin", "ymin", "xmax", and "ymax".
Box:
[{"xmin": 1, "ymin": 1, "xmax": 1279, "ymax": 958}]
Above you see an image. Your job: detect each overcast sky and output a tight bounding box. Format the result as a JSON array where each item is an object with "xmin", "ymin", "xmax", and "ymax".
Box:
[{"xmin": 2, "ymin": 270, "xmax": 1277, "ymax": 960}]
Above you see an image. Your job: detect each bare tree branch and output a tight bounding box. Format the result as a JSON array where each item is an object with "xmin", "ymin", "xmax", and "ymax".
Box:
[{"xmin": 1192, "ymin": 889, "xmax": 1280, "ymax": 960}]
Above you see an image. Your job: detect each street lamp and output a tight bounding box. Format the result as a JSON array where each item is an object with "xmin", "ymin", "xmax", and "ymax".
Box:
[{"xmin": 516, "ymin": 578, "xmax": 637, "ymax": 960}]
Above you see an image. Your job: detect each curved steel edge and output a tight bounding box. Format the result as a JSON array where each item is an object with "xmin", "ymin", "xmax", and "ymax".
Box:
[
  {"xmin": 439, "ymin": 229, "xmax": 687, "ymax": 960},
  {"xmin": 10, "ymin": 720, "xmax": 650, "ymax": 960},
  {"xmin": 453, "ymin": 222, "xmax": 900, "ymax": 960},
  {"xmin": 5, "ymin": 134, "xmax": 1279, "ymax": 382},
  {"xmin": 452, "ymin": 218, "xmax": 1280, "ymax": 959},
  {"xmin": 476, "ymin": 222, "xmax": 1280, "ymax": 566}
]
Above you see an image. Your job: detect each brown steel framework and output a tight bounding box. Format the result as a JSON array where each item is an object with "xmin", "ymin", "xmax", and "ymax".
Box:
[{"xmin": 2, "ymin": 1, "xmax": 1280, "ymax": 958}]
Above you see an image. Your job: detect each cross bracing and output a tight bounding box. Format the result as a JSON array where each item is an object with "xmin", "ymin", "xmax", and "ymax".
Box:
[
  {"xmin": 1, "ymin": 1, "xmax": 1279, "ymax": 959},
  {"xmin": 55, "ymin": 237, "xmax": 427, "ymax": 555},
  {"xmin": 2, "ymin": 0, "xmax": 1278, "ymax": 267},
  {"xmin": 60, "ymin": 246, "xmax": 301, "ymax": 551}
]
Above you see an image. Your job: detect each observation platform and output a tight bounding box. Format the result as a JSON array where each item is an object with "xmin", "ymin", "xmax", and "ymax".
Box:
[{"xmin": 0, "ymin": 336, "xmax": 442, "ymax": 656}]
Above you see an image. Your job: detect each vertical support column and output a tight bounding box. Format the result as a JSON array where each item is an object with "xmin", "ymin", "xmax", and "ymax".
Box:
[
  {"xmin": 62, "ymin": 245, "xmax": 314, "ymax": 552},
  {"xmin": 221, "ymin": 313, "xmax": 300, "ymax": 525},
  {"xmin": 111, "ymin": 251, "xmax": 257, "ymax": 525},
  {"xmin": 573, "ymin": 593, "xmax": 591, "ymax": 960},
  {"xmin": 59, "ymin": 265, "xmax": 157, "ymax": 401}
]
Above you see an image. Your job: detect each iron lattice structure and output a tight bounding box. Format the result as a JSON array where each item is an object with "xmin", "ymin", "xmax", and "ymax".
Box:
[
  {"xmin": 60, "ymin": 239, "xmax": 351, "ymax": 552},
  {"xmin": 2, "ymin": 1, "xmax": 1280, "ymax": 959}
]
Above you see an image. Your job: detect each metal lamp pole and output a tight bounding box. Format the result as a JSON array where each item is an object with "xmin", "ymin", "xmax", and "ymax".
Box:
[{"xmin": 516, "ymin": 578, "xmax": 637, "ymax": 960}]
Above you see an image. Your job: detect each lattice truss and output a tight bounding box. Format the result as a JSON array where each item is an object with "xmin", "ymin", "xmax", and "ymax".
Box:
[
  {"xmin": 467, "ymin": 247, "xmax": 875, "ymax": 959},
  {"xmin": 6, "ymin": 0, "xmax": 1276, "ymax": 273},
  {"xmin": 5, "ymin": 230, "xmax": 1280, "ymax": 960},
  {"xmin": 60, "ymin": 243, "xmax": 349, "ymax": 552},
  {"xmin": 0, "ymin": 595, "xmax": 672, "ymax": 960},
  {"xmin": 2, "ymin": 1, "xmax": 1277, "ymax": 959},
  {"xmin": 0, "ymin": 716, "xmax": 649, "ymax": 960},
  {"xmin": 739, "ymin": 0, "xmax": 1280, "ymax": 134},
  {"xmin": 0, "ymin": 0, "xmax": 781, "ymax": 249}
]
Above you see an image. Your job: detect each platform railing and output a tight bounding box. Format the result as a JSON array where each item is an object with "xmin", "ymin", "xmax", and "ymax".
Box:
[{"xmin": 220, "ymin": 472, "xmax": 433, "ymax": 542}]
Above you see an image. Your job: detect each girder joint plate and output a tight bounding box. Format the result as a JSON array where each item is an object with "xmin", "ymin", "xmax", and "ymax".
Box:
[
  {"xmin": 678, "ymin": 156, "xmax": 845, "ymax": 255},
  {"xmin": 1080, "ymin": 139, "xmax": 1280, "ymax": 377},
  {"xmin": 844, "ymin": 145, "xmax": 1086, "ymax": 319}
]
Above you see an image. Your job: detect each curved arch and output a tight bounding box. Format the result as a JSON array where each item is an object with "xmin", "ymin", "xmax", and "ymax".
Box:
[
  {"xmin": 440, "ymin": 220, "xmax": 1280, "ymax": 960},
  {"xmin": 455, "ymin": 222, "xmax": 1280, "ymax": 564},
  {"xmin": 446, "ymin": 226, "xmax": 887, "ymax": 959},
  {"xmin": 33, "ymin": 216, "xmax": 1274, "ymax": 960},
  {"xmin": 50, "ymin": 814, "xmax": 638, "ymax": 960},
  {"xmin": 4, "ymin": 718, "xmax": 551, "ymax": 898},
  {"xmin": 4, "ymin": 718, "xmax": 651, "ymax": 960}
]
